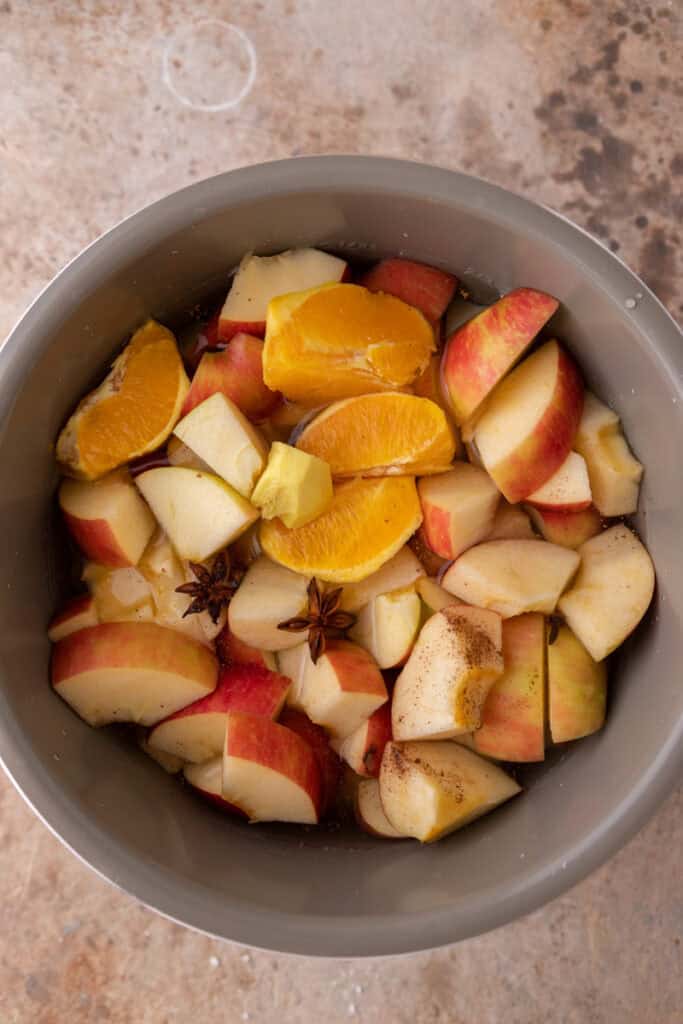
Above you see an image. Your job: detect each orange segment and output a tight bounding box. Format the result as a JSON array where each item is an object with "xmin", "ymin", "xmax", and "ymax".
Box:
[
  {"xmin": 260, "ymin": 477, "xmax": 423, "ymax": 583},
  {"xmin": 296, "ymin": 393, "xmax": 457, "ymax": 477},
  {"xmin": 263, "ymin": 283, "xmax": 435, "ymax": 405},
  {"xmin": 57, "ymin": 320, "xmax": 189, "ymax": 480}
]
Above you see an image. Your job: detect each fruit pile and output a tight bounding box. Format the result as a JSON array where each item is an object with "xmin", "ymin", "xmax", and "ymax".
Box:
[{"xmin": 49, "ymin": 248, "xmax": 654, "ymax": 843}]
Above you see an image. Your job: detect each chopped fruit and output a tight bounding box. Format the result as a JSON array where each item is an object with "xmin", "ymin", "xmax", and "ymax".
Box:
[
  {"xmin": 138, "ymin": 531, "xmax": 216, "ymax": 644},
  {"xmin": 136, "ymin": 467, "xmax": 258, "ymax": 562},
  {"xmin": 263, "ymin": 283, "xmax": 435, "ymax": 405},
  {"xmin": 218, "ymin": 249, "xmax": 347, "ymax": 341},
  {"xmin": 349, "ymin": 589, "xmax": 421, "ymax": 669},
  {"xmin": 573, "ymin": 391, "xmax": 643, "ymax": 515},
  {"xmin": 473, "ymin": 341, "xmax": 584, "ymax": 503},
  {"xmin": 172, "ymin": 552, "xmax": 240, "ymax": 636},
  {"xmin": 215, "ymin": 626, "xmax": 277, "ymax": 670},
  {"xmin": 360, "ymin": 258, "xmax": 457, "ymax": 321},
  {"xmin": 473, "ymin": 613, "xmax": 545, "ymax": 762},
  {"xmin": 264, "ymin": 399, "xmax": 317, "ymax": 442},
  {"xmin": 261, "ymin": 477, "xmax": 423, "ymax": 584},
  {"xmin": 296, "ymin": 393, "xmax": 456, "ymax": 478},
  {"xmin": 251, "ymin": 441, "xmax": 333, "ymax": 528},
  {"xmin": 379, "ymin": 741, "xmax": 520, "ymax": 842},
  {"xmin": 57, "ymin": 320, "xmax": 189, "ymax": 480},
  {"xmin": 355, "ymin": 778, "xmax": 406, "ymax": 838},
  {"xmin": 416, "ymin": 577, "xmax": 463, "ymax": 614},
  {"xmin": 548, "ymin": 624, "xmax": 607, "ymax": 742},
  {"xmin": 441, "ymin": 287, "xmax": 559, "ymax": 425},
  {"xmin": 136, "ymin": 728, "xmax": 185, "ymax": 774},
  {"xmin": 59, "ymin": 470, "xmax": 156, "ymax": 568},
  {"xmin": 166, "ymin": 436, "xmax": 211, "ymax": 471},
  {"xmin": 182, "ymin": 333, "xmax": 281, "ymax": 420},
  {"xmin": 278, "ymin": 643, "xmax": 315, "ymax": 709},
  {"xmin": 82, "ymin": 563, "xmax": 155, "ymax": 623},
  {"xmin": 48, "ymin": 594, "xmax": 99, "ymax": 642},
  {"xmin": 148, "ymin": 662, "xmax": 290, "ymax": 763},
  {"xmin": 408, "ymin": 528, "xmax": 449, "ymax": 577},
  {"xmin": 222, "ymin": 711, "xmax": 322, "ymax": 824},
  {"xmin": 277, "ymin": 578, "xmax": 356, "ymax": 664},
  {"xmin": 418, "ymin": 462, "xmax": 500, "ymax": 560},
  {"xmin": 392, "ymin": 605, "xmax": 503, "ymax": 740},
  {"xmin": 228, "ymin": 556, "xmax": 310, "ymax": 651},
  {"xmin": 183, "ymin": 757, "xmax": 246, "ymax": 816},
  {"xmin": 173, "ymin": 393, "xmax": 268, "ymax": 499},
  {"xmin": 487, "ymin": 500, "xmax": 536, "ymax": 541},
  {"xmin": 51, "ymin": 621, "xmax": 217, "ymax": 727},
  {"xmin": 443, "ymin": 538, "xmax": 579, "ymax": 617},
  {"xmin": 526, "ymin": 504, "xmax": 602, "ymax": 549},
  {"xmin": 279, "ymin": 708, "xmax": 343, "ymax": 816},
  {"xmin": 340, "ymin": 546, "xmax": 425, "ymax": 613},
  {"xmin": 525, "ymin": 451, "xmax": 591, "ymax": 511},
  {"xmin": 297, "ymin": 640, "xmax": 388, "ymax": 739},
  {"xmin": 558, "ymin": 524, "xmax": 655, "ymax": 661},
  {"xmin": 333, "ymin": 702, "xmax": 392, "ymax": 777},
  {"xmin": 182, "ymin": 311, "xmax": 221, "ymax": 374}
]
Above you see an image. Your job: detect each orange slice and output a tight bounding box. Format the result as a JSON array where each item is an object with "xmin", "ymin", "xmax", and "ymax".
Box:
[
  {"xmin": 296, "ymin": 393, "xmax": 457, "ymax": 477},
  {"xmin": 260, "ymin": 477, "xmax": 423, "ymax": 583},
  {"xmin": 57, "ymin": 320, "xmax": 189, "ymax": 480},
  {"xmin": 263, "ymin": 283, "xmax": 435, "ymax": 405}
]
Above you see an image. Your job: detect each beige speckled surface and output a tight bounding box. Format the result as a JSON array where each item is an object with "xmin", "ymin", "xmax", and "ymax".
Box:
[{"xmin": 1, "ymin": 1, "xmax": 682, "ymax": 1020}]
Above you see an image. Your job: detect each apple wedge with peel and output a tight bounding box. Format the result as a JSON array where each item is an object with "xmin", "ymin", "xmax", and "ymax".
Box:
[
  {"xmin": 333, "ymin": 702, "xmax": 392, "ymax": 777},
  {"xmin": 59, "ymin": 470, "xmax": 156, "ymax": 568},
  {"xmin": 166, "ymin": 436, "xmax": 211, "ymax": 472},
  {"xmin": 183, "ymin": 757, "xmax": 246, "ymax": 816},
  {"xmin": 222, "ymin": 711, "xmax": 322, "ymax": 824},
  {"xmin": 548, "ymin": 624, "xmax": 607, "ymax": 742},
  {"xmin": 441, "ymin": 287, "xmax": 559, "ymax": 425},
  {"xmin": 486, "ymin": 500, "xmax": 536, "ymax": 541},
  {"xmin": 573, "ymin": 391, "xmax": 643, "ymax": 516},
  {"xmin": 355, "ymin": 778, "xmax": 405, "ymax": 838},
  {"xmin": 526, "ymin": 504, "xmax": 602, "ymax": 549},
  {"xmin": 415, "ymin": 577, "xmax": 464, "ymax": 614},
  {"xmin": 48, "ymin": 594, "xmax": 99, "ymax": 642},
  {"xmin": 136, "ymin": 728, "xmax": 185, "ymax": 774},
  {"xmin": 298, "ymin": 640, "xmax": 388, "ymax": 739},
  {"xmin": 442, "ymin": 539, "xmax": 579, "ymax": 617},
  {"xmin": 51, "ymin": 621, "xmax": 218, "ymax": 727},
  {"xmin": 558, "ymin": 524, "xmax": 655, "ymax": 661},
  {"xmin": 392, "ymin": 605, "xmax": 503, "ymax": 740},
  {"xmin": 418, "ymin": 462, "xmax": 500, "ymax": 560},
  {"xmin": 136, "ymin": 467, "xmax": 258, "ymax": 562},
  {"xmin": 218, "ymin": 248, "xmax": 347, "ymax": 341},
  {"xmin": 379, "ymin": 741, "xmax": 521, "ymax": 842},
  {"xmin": 349, "ymin": 589, "xmax": 421, "ymax": 669},
  {"xmin": 473, "ymin": 340, "xmax": 584, "ymax": 503},
  {"xmin": 215, "ymin": 626, "xmax": 277, "ymax": 670},
  {"xmin": 408, "ymin": 528, "xmax": 450, "ymax": 577},
  {"xmin": 279, "ymin": 708, "xmax": 343, "ymax": 816},
  {"xmin": 340, "ymin": 546, "xmax": 425, "ymax": 613},
  {"xmin": 181, "ymin": 333, "xmax": 281, "ymax": 420},
  {"xmin": 278, "ymin": 642, "xmax": 315, "ymax": 709},
  {"xmin": 360, "ymin": 258, "xmax": 457, "ymax": 322},
  {"xmin": 82, "ymin": 563, "xmax": 155, "ymax": 624},
  {"xmin": 228, "ymin": 556, "xmax": 310, "ymax": 651},
  {"xmin": 525, "ymin": 451, "xmax": 591, "ymax": 511},
  {"xmin": 473, "ymin": 613, "xmax": 545, "ymax": 762}
]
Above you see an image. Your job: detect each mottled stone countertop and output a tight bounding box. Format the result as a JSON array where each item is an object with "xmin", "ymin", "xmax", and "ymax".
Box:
[{"xmin": 0, "ymin": 2, "xmax": 681, "ymax": 1022}]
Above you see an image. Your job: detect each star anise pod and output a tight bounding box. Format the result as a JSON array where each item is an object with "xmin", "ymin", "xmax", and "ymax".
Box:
[
  {"xmin": 175, "ymin": 551, "xmax": 244, "ymax": 624},
  {"xmin": 277, "ymin": 577, "xmax": 356, "ymax": 663}
]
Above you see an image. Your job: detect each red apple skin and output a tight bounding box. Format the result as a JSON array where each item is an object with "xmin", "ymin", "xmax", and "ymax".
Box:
[
  {"xmin": 442, "ymin": 287, "xmax": 559, "ymax": 424},
  {"xmin": 181, "ymin": 333, "xmax": 281, "ymax": 420},
  {"xmin": 361, "ymin": 259, "xmax": 458, "ymax": 322},
  {"xmin": 215, "ymin": 625, "xmax": 273, "ymax": 669},
  {"xmin": 157, "ymin": 662, "xmax": 289, "ymax": 725},
  {"xmin": 47, "ymin": 593, "xmax": 98, "ymax": 642},
  {"xmin": 408, "ymin": 528, "xmax": 450, "ymax": 577},
  {"xmin": 62, "ymin": 512, "xmax": 132, "ymax": 569},
  {"xmin": 526, "ymin": 505, "xmax": 603, "ymax": 549},
  {"xmin": 279, "ymin": 708, "xmax": 342, "ymax": 816},
  {"xmin": 356, "ymin": 703, "xmax": 392, "ymax": 777},
  {"xmin": 184, "ymin": 311, "xmax": 222, "ymax": 373},
  {"xmin": 325, "ymin": 641, "xmax": 387, "ymax": 698}
]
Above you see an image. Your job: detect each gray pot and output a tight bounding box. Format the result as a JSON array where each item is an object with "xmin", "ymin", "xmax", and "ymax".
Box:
[{"xmin": 0, "ymin": 157, "xmax": 681, "ymax": 958}]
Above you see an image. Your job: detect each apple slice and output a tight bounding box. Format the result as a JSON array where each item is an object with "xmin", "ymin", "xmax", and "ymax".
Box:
[
  {"xmin": 392, "ymin": 605, "xmax": 503, "ymax": 741},
  {"xmin": 526, "ymin": 504, "xmax": 602, "ymax": 549},
  {"xmin": 137, "ymin": 530, "xmax": 217, "ymax": 644},
  {"xmin": 279, "ymin": 708, "xmax": 343, "ymax": 816},
  {"xmin": 82, "ymin": 563, "xmax": 155, "ymax": 623},
  {"xmin": 486, "ymin": 500, "xmax": 536, "ymax": 541},
  {"xmin": 473, "ymin": 613, "xmax": 545, "ymax": 762},
  {"xmin": 360, "ymin": 258, "xmax": 457, "ymax": 322},
  {"xmin": 48, "ymin": 594, "xmax": 99, "ymax": 642},
  {"xmin": 441, "ymin": 287, "xmax": 559, "ymax": 425},
  {"xmin": 408, "ymin": 528, "xmax": 450, "ymax": 577},
  {"xmin": 573, "ymin": 391, "xmax": 644, "ymax": 515},
  {"xmin": 59, "ymin": 470, "xmax": 156, "ymax": 568},
  {"xmin": 379, "ymin": 740, "xmax": 521, "ymax": 842},
  {"xmin": 173, "ymin": 393, "xmax": 268, "ymax": 499},
  {"xmin": 278, "ymin": 642, "xmax": 315, "ymax": 709},
  {"xmin": 339, "ymin": 546, "xmax": 425, "ymax": 613},
  {"xmin": 51, "ymin": 621, "xmax": 217, "ymax": 727},
  {"xmin": 525, "ymin": 451, "xmax": 591, "ymax": 511},
  {"xmin": 442, "ymin": 539, "xmax": 579, "ymax": 617},
  {"xmin": 355, "ymin": 778, "xmax": 405, "ymax": 838},
  {"xmin": 166, "ymin": 436, "xmax": 211, "ymax": 471},
  {"xmin": 349, "ymin": 588, "xmax": 421, "ymax": 669},
  {"xmin": 218, "ymin": 249, "xmax": 347, "ymax": 341},
  {"xmin": 136, "ymin": 467, "xmax": 258, "ymax": 562},
  {"xmin": 298, "ymin": 640, "xmax": 387, "ymax": 739},
  {"xmin": 228, "ymin": 556, "xmax": 310, "ymax": 651},
  {"xmin": 136, "ymin": 728, "xmax": 185, "ymax": 774},
  {"xmin": 333, "ymin": 702, "xmax": 392, "ymax": 777},
  {"xmin": 148, "ymin": 662, "xmax": 290, "ymax": 762},
  {"xmin": 558, "ymin": 524, "xmax": 655, "ymax": 661},
  {"xmin": 251, "ymin": 441, "xmax": 333, "ymax": 528},
  {"xmin": 415, "ymin": 577, "xmax": 463, "ymax": 614},
  {"xmin": 215, "ymin": 625, "xmax": 277, "ymax": 670},
  {"xmin": 181, "ymin": 333, "xmax": 281, "ymax": 420},
  {"xmin": 473, "ymin": 340, "xmax": 584, "ymax": 503},
  {"xmin": 222, "ymin": 711, "xmax": 322, "ymax": 824},
  {"xmin": 418, "ymin": 462, "xmax": 500, "ymax": 560},
  {"xmin": 183, "ymin": 757, "xmax": 245, "ymax": 816},
  {"xmin": 548, "ymin": 624, "xmax": 607, "ymax": 742}
]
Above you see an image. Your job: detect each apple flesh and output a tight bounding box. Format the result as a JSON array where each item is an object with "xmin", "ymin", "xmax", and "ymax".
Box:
[
  {"xmin": 298, "ymin": 640, "xmax": 388, "ymax": 739},
  {"xmin": 51, "ymin": 621, "xmax": 217, "ymax": 727},
  {"xmin": 228, "ymin": 556, "xmax": 310, "ymax": 651},
  {"xmin": 215, "ymin": 626, "xmax": 277, "ymax": 670},
  {"xmin": 355, "ymin": 778, "xmax": 405, "ymax": 838},
  {"xmin": 526, "ymin": 504, "xmax": 602, "ymax": 549},
  {"xmin": 82, "ymin": 563, "xmax": 155, "ymax": 623},
  {"xmin": 473, "ymin": 340, "xmax": 584, "ymax": 503},
  {"xmin": 418, "ymin": 462, "xmax": 500, "ymax": 560},
  {"xmin": 349, "ymin": 588, "xmax": 421, "ymax": 669},
  {"xmin": 392, "ymin": 604, "xmax": 503, "ymax": 740},
  {"xmin": 218, "ymin": 248, "xmax": 347, "ymax": 341},
  {"xmin": 166, "ymin": 436, "xmax": 211, "ymax": 472},
  {"xmin": 558, "ymin": 524, "xmax": 655, "ymax": 661},
  {"xmin": 442, "ymin": 538, "xmax": 579, "ymax": 617},
  {"xmin": 136, "ymin": 728, "xmax": 185, "ymax": 774},
  {"xmin": 473, "ymin": 613, "xmax": 545, "ymax": 762},
  {"xmin": 548, "ymin": 624, "xmax": 607, "ymax": 742},
  {"xmin": 279, "ymin": 708, "xmax": 343, "ymax": 816},
  {"xmin": 183, "ymin": 757, "xmax": 245, "ymax": 816},
  {"xmin": 525, "ymin": 451, "xmax": 591, "ymax": 511},
  {"xmin": 573, "ymin": 391, "xmax": 643, "ymax": 515},
  {"xmin": 59, "ymin": 470, "xmax": 156, "ymax": 568},
  {"xmin": 251, "ymin": 441, "xmax": 333, "ymax": 528},
  {"xmin": 408, "ymin": 528, "xmax": 450, "ymax": 577},
  {"xmin": 333, "ymin": 702, "xmax": 392, "ymax": 777},
  {"xmin": 379, "ymin": 740, "xmax": 520, "ymax": 842},
  {"xmin": 441, "ymin": 287, "xmax": 559, "ymax": 425},
  {"xmin": 415, "ymin": 577, "xmax": 463, "ymax": 614},
  {"xmin": 48, "ymin": 594, "xmax": 99, "ymax": 642},
  {"xmin": 278, "ymin": 642, "xmax": 315, "ymax": 710},
  {"xmin": 182, "ymin": 333, "xmax": 281, "ymax": 420},
  {"xmin": 222, "ymin": 711, "xmax": 322, "ymax": 824},
  {"xmin": 340, "ymin": 546, "xmax": 425, "ymax": 613},
  {"xmin": 360, "ymin": 258, "xmax": 457, "ymax": 322},
  {"xmin": 486, "ymin": 500, "xmax": 536, "ymax": 541}
]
